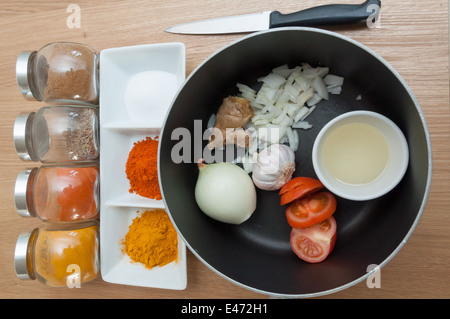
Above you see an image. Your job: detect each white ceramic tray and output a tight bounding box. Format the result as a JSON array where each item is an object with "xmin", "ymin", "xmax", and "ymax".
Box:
[{"xmin": 99, "ymin": 43, "xmax": 187, "ymax": 289}]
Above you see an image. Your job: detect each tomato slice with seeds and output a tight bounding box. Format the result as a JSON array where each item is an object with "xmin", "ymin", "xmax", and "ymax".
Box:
[
  {"xmin": 279, "ymin": 177, "xmax": 324, "ymax": 206},
  {"xmin": 290, "ymin": 216, "xmax": 337, "ymax": 263},
  {"xmin": 285, "ymin": 191, "xmax": 336, "ymax": 228}
]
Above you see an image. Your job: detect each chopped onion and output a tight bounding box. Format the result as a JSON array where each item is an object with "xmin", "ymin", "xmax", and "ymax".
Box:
[
  {"xmin": 312, "ymin": 76, "xmax": 329, "ymax": 100},
  {"xmin": 306, "ymin": 93, "xmax": 323, "ymax": 107},
  {"xmin": 301, "ymin": 105, "xmax": 316, "ymax": 121},
  {"xmin": 207, "ymin": 113, "xmax": 216, "ymax": 128},
  {"xmin": 323, "ymin": 74, "xmax": 344, "ymax": 87},
  {"xmin": 241, "ymin": 154, "xmax": 254, "ymax": 174},
  {"xmin": 292, "ymin": 120, "xmax": 312, "ymax": 129},
  {"xmin": 272, "ymin": 64, "xmax": 293, "ymax": 79},
  {"xmin": 236, "ymin": 63, "xmax": 344, "ymax": 155},
  {"xmin": 328, "ymin": 85, "xmax": 343, "ymax": 95},
  {"xmin": 293, "ymin": 106, "xmax": 309, "ymax": 123},
  {"xmin": 259, "ymin": 73, "xmax": 286, "ymax": 89},
  {"xmin": 295, "ymin": 88, "xmax": 314, "ymax": 106}
]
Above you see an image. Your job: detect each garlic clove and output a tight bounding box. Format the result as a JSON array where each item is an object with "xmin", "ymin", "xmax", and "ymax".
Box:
[{"xmin": 251, "ymin": 144, "xmax": 296, "ymax": 191}]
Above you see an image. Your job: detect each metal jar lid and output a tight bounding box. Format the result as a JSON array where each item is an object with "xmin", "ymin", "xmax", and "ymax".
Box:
[
  {"xmin": 14, "ymin": 168, "xmax": 36, "ymax": 218},
  {"xmin": 16, "ymin": 51, "xmax": 38, "ymax": 101},
  {"xmin": 14, "ymin": 231, "xmax": 33, "ymax": 280},
  {"xmin": 13, "ymin": 112, "xmax": 38, "ymax": 162}
]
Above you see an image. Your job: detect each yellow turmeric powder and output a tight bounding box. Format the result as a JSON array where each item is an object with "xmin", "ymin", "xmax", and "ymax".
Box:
[
  {"xmin": 121, "ymin": 209, "xmax": 178, "ymax": 269},
  {"xmin": 34, "ymin": 224, "xmax": 99, "ymax": 287}
]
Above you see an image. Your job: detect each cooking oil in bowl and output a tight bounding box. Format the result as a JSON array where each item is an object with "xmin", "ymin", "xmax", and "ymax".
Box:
[
  {"xmin": 321, "ymin": 122, "xmax": 389, "ymax": 185},
  {"xmin": 312, "ymin": 110, "xmax": 409, "ymax": 201}
]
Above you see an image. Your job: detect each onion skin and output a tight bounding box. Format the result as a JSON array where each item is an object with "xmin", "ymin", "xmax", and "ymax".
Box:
[{"xmin": 195, "ymin": 161, "xmax": 257, "ymax": 225}]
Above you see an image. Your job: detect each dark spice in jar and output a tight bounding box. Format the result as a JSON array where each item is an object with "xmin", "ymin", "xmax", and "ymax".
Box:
[{"xmin": 65, "ymin": 108, "xmax": 99, "ymax": 161}]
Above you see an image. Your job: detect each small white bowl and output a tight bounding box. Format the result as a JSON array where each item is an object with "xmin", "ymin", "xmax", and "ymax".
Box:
[{"xmin": 312, "ymin": 111, "xmax": 409, "ymax": 201}]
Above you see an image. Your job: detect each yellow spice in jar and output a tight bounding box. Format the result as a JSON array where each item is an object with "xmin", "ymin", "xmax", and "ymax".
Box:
[
  {"xmin": 34, "ymin": 225, "xmax": 99, "ymax": 287},
  {"xmin": 121, "ymin": 209, "xmax": 178, "ymax": 269}
]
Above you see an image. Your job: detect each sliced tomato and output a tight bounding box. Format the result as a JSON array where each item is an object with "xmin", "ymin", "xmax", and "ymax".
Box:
[
  {"xmin": 279, "ymin": 177, "xmax": 323, "ymax": 195},
  {"xmin": 285, "ymin": 191, "xmax": 336, "ymax": 228},
  {"xmin": 290, "ymin": 216, "xmax": 337, "ymax": 263},
  {"xmin": 279, "ymin": 177, "xmax": 324, "ymax": 206}
]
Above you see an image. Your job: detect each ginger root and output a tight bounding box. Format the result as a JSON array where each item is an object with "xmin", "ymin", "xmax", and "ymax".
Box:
[{"xmin": 208, "ymin": 96, "xmax": 254, "ymax": 149}]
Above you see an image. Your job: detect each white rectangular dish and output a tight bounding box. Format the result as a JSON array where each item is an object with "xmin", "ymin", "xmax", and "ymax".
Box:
[
  {"xmin": 100, "ymin": 43, "xmax": 185, "ymax": 128},
  {"xmin": 101, "ymin": 206, "xmax": 187, "ymax": 288},
  {"xmin": 99, "ymin": 43, "xmax": 187, "ymax": 290}
]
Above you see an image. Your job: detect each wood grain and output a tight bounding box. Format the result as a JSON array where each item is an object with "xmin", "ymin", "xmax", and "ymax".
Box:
[{"xmin": 0, "ymin": 0, "xmax": 448, "ymax": 299}]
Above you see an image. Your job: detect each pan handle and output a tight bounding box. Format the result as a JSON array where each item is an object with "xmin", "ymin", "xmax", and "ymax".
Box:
[{"xmin": 269, "ymin": 0, "xmax": 381, "ymax": 28}]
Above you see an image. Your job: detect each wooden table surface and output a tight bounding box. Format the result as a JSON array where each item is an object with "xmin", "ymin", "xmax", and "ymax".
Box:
[{"xmin": 0, "ymin": 0, "xmax": 449, "ymax": 299}]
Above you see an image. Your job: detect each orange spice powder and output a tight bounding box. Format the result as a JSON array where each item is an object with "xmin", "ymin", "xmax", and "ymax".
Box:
[
  {"xmin": 121, "ymin": 209, "xmax": 178, "ymax": 269},
  {"xmin": 125, "ymin": 136, "xmax": 162, "ymax": 200}
]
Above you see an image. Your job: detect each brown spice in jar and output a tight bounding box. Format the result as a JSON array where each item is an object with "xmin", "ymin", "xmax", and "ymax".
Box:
[
  {"xmin": 64, "ymin": 108, "xmax": 99, "ymax": 161},
  {"xmin": 44, "ymin": 43, "xmax": 98, "ymax": 104}
]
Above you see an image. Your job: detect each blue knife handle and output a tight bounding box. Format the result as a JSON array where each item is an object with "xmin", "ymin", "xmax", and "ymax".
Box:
[{"xmin": 269, "ymin": 0, "xmax": 381, "ymax": 28}]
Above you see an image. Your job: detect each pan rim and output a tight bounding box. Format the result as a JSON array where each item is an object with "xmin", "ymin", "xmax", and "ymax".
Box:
[{"xmin": 158, "ymin": 26, "xmax": 433, "ymax": 298}]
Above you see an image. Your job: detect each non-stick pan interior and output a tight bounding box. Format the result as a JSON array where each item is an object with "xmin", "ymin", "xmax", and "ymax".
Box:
[{"xmin": 159, "ymin": 28, "xmax": 431, "ymax": 297}]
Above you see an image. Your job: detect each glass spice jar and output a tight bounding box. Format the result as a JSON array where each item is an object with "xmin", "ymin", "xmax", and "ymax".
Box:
[
  {"xmin": 16, "ymin": 42, "xmax": 99, "ymax": 105},
  {"xmin": 13, "ymin": 105, "xmax": 99, "ymax": 164},
  {"xmin": 14, "ymin": 165, "xmax": 99, "ymax": 223},
  {"xmin": 14, "ymin": 221, "xmax": 99, "ymax": 287}
]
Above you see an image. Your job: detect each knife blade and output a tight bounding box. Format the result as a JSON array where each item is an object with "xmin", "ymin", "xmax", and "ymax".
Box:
[{"xmin": 165, "ymin": 0, "xmax": 381, "ymax": 35}]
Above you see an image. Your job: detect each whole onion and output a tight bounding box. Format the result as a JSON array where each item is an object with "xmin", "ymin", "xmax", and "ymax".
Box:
[{"xmin": 195, "ymin": 160, "xmax": 257, "ymax": 225}]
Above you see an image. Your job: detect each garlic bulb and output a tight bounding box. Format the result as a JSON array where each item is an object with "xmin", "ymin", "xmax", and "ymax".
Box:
[{"xmin": 252, "ymin": 144, "xmax": 295, "ymax": 191}]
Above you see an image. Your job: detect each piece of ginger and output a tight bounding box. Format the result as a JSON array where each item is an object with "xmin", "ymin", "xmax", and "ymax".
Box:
[{"xmin": 208, "ymin": 96, "xmax": 254, "ymax": 149}]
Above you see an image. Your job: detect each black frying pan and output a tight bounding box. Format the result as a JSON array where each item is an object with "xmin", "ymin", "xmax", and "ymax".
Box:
[{"xmin": 158, "ymin": 28, "xmax": 431, "ymax": 297}]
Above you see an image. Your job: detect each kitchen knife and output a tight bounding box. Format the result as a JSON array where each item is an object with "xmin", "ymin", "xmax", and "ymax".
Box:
[{"xmin": 165, "ymin": 0, "xmax": 381, "ymax": 35}]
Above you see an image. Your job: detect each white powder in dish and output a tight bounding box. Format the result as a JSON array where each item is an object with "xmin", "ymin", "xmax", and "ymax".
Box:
[{"xmin": 124, "ymin": 70, "xmax": 178, "ymax": 124}]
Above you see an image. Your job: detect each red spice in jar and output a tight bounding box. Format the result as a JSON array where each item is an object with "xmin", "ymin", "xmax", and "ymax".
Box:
[
  {"xmin": 55, "ymin": 167, "xmax": 99, "ymax": 221},
  {"xmin": 19, "ymin": 166, "xmax": 99, "ymax": 223}
]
